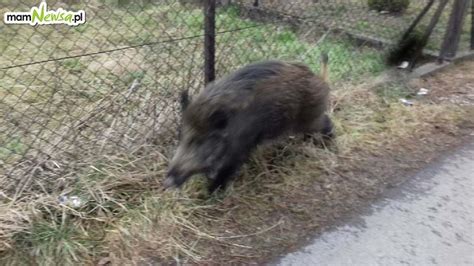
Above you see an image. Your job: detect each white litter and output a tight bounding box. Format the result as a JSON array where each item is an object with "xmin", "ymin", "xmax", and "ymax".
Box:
[
  {"xmin": 58, "ymin": 195, "xmax": 84, "ymax": 208},
  {"xmin": 400, "ymin": 98, "xmax": 414, "ymax": 106},
  {"xmin": 417, "ymin": 88, "xmax": 429, "ymax": 96},
  {"xmin": 398, "ymin": 61, "xmax": 410, "ymax": 69}
]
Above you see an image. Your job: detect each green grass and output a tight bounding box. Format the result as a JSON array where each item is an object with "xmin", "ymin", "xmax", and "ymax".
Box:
[
  {"xmin": 0, "ymin": 137, "xmax": 27, "ymax": 161},
  {"xmin": 213, "ymin": 6, "xmax": 386, "ymax": 82},
  {"xmin": 301, "ymin": 1, "xmax": 472, "ymax": 53},
  {"xmin": 215, "ymin": 27, "xmax": 385, "ymax": 82},
  {"xmin": 62, "ymin": 58, "xmax": 86, "ymax": 74},
  {"xmin": 376, "ymin": 83, "xmax": 413, "ymax": 100},
  {"xmin": 10, "ymin": 221, "xmax": 95, "ymax": 265}
]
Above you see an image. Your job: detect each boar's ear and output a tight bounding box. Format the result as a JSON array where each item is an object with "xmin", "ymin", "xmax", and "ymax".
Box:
[
  {"xmin": 178, "ymin": 89, "xmax": 190, "ymax": 140},
  {"xmin": 180, "ymin": 89, "xmax": 190, "ymax": 112},
  {"xmin": 209, "ymin": 109, "xmax": 228, "ymax": 130}
]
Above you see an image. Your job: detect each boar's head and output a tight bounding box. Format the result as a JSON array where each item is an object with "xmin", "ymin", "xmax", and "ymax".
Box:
[{"xmin": 164, "ymin": 89, "xmax": 251, "ymax": 189}]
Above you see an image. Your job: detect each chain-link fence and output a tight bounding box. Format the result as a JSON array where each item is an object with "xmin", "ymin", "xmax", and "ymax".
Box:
[{"xmin": 0, "ymin": 0, "xmax": 472, "ymax": 200}]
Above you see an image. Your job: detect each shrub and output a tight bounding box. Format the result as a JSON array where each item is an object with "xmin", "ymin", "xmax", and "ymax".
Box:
[{"xmin": 368, "ymin": 0, "xmax": 410, "ymax": 13}]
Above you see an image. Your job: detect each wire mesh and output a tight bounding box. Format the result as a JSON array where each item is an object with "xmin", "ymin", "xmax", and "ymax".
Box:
[
  {"xmin": 1, "ymin": 0, "xmax": 206, "ymax": 198},
  {"xmin": 0, "ymin": 0, "xmax": 471, "ymax": 200}
]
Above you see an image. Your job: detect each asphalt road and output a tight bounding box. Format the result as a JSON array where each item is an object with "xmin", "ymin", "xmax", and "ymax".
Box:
[{"xmin": 277, "ymin": 139, "xmax": 474, "ymax": 266}]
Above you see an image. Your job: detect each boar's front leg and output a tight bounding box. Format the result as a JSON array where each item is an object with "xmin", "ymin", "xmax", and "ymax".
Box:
[
  {"xmin": 207, "ymin": 145, "xmax": 254, "ymax": 194},
  {"xmin": 208, "ymin": 160, "xmax": 243, "ymax": 193},
  {"xmin": 208, "ymin": 133, "xmax": 260, "ymax": 193}
]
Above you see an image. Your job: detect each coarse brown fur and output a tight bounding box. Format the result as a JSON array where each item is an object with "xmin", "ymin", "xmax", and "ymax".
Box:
[{"xmin": 165, "ymin": 57, "xmax": 333, "ymax": 193}]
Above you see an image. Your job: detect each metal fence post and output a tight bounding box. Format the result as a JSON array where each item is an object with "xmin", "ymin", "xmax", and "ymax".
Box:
[
  {"xmin": 410, "ymin": 0, "xmax": 449, "ymax": 68},
  {"xmin": 471, "ymin": 0, "xmax": 474, "ymax": 50},
  {"xmin": 400, "ymin": 0, "xmax": 435, "ymax": 42},
  {"xmin": 204, "ymin": 0, "xmax": 216, "ymax": 85},
  {"xmin": 439, "ymin": 0, "xmax": 470, "ymax": 61}
]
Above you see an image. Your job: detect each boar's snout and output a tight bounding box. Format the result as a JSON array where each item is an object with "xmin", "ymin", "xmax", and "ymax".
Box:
[{"xmin": 165, "ymin": 127, "xmax": 230, "ymax": 189}]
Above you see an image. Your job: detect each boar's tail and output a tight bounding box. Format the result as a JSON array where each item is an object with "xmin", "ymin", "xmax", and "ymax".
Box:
[{"xmin": 320, "ymin": 52, "xmax": 329, "ymax": 83}]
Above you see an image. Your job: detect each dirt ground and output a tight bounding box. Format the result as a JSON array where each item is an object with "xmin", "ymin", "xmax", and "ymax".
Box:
[{"xmin": 411, "ymin": 61, "xmax": 474, "ymax": 106}]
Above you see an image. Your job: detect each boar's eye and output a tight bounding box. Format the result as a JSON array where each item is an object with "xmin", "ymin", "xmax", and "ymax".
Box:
[{"xmin": 209, "ymin": 110, "xmax": 228, "ymax": 130}]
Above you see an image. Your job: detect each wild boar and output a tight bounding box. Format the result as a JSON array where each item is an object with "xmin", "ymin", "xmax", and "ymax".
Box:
[{"xmin": 164, "ymin": 54, "xmax": 333, "ymax": 193}]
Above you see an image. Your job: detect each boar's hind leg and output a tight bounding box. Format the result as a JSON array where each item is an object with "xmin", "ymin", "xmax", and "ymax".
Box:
[
  {"xmin": 303, "ymin": 114, "xmax": 334, "ymax": 142},
  {"xmin": 320, "ymin": 114, "xmax": 334, "ymax": 139}
]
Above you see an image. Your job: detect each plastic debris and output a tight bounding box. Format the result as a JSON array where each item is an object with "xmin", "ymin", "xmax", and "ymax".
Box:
[
  {"xmin": 58, "ymin": 195, "xmax": 84, "ymax": 208},
  {"xmin": 400, "ymin": 98, "xmax": 414, "ymax": 106},
  {"xmin": 417, "ymin": 88, "xmax": 429, "ymax": 96},
  {"xmin": 398, "ymin": 61, "xmax": 410, "ymax": 69}
]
